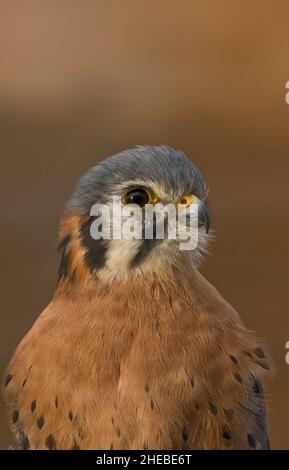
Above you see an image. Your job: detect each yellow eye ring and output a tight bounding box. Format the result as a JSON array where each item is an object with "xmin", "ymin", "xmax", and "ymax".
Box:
[
  {"xmin": 121, "ymin": 187, "xmax": 158, "ymax": 208},
  {"xmin": 177, "ymin": 194, "xmax": 196, "ymax": 207}
]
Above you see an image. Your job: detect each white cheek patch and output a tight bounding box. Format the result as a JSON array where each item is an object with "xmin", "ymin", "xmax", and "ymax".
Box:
[
  {"xmin": 105, "ymin": 239, "xmax": 142, "ymax": 272},
  {"xmin": 89, "ymin": 180, "xmax": 211, "ymax": 277}
]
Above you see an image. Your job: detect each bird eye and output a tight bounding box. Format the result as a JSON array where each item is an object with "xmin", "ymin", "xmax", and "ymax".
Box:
[
  {"xmin": 178, "ymin": 194, "xmax": 195, "ymax": 207},
  {"xmin": 122, "ymin": 188, "xmax": 153, "ymax": 208}
]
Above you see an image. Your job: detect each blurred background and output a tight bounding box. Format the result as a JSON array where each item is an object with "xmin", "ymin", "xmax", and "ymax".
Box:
[{"xmin": 0, "ymin": 0, "xmax": 289, "ymax": 449}]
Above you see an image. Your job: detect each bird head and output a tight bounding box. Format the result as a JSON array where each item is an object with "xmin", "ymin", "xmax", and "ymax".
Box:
[{"xmin": 58, "ymin": 146, "xmax": 210, "ymax": 287}]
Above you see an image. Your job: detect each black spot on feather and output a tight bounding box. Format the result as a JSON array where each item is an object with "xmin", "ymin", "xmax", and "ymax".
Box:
[
  {"xmin": 37, "ymin": 415, "xmax": 45, "ymax": 429},
  {"xmin": 243, "ymin": 351, "xmax": 252, "ymax": 358},
  {"xmin": 182, "ymin": 426, "xmax": 189, "ymax": 442},
  {"xmin": 234, "ymin": 372, "xmax": 243, "ymax": 383},
  {"xmin": 229, "ymin": 354, "xmax": 238, "ymax": 365},
  {"xmin": 46, "ymin": 434, "xmax": 57, "ymax": 450},
  {"xmin": 58, "ymin": 234, "xmax": 71, "ymax": 281},
  {"xmin": 19, "ymin": 431, "xmax": 30, "ymax": 450},
  {"xmin": 247, "ymin": 433, "xmax": 257, "ymax": 449},
  {"xmin": 252, "ymin": 377, "xmax": 263, "ymax": 395},
  {"xmin": 256, "ymin": 360, "xmax": 270, "ymax": 370},
  {"xmin": 12, "ymin": 410, "xmax": 19, "ymax": 424},
  {"xmin": 4, "ymin": 374, "xmax": 13, "ymax": 387},
  {"xmin": 254, "ymin": 348, "xmax": 265, "ymax": 359},
  {"xmin": 208, "ymin": 402, "xmax": 218, "ymax": 415},
  {"xmin": 80, "ymin": 217, "xmax": 108, "ymax": 272},
  {"xmin": 222, "ymin": 427, "xmax": 232, "ymax": 440}
]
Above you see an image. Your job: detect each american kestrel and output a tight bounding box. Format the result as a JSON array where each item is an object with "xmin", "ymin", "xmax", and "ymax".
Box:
[{"xmin": 2, "ymin": 146, "xmax": 272, "ymax": 450}]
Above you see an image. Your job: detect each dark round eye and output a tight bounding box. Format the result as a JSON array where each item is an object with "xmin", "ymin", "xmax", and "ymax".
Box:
[{"xmin": 122, "ymin": 188, "xmax": 150, "ymax": 207}]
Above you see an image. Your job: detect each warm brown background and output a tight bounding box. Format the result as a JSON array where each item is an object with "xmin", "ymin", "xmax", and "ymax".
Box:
[{"xmin": 1, "ymin": 0, "xmax": 289, "ymax": 449}]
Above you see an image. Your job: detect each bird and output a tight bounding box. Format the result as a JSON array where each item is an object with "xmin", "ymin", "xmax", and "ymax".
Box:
[{"xmin": 2, "ymin": 145, "xmax": 272, "ymax": 450}]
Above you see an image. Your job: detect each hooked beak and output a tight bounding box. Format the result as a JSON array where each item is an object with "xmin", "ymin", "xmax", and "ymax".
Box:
[{"xmin": 198, "ymin": 202, "xmax": 210, "ymax": 234}]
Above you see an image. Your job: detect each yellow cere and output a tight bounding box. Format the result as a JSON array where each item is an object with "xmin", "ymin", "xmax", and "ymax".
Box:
[{"xmin": 177, "ymin": 194, "xmax": 196, "ymax": 207}]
